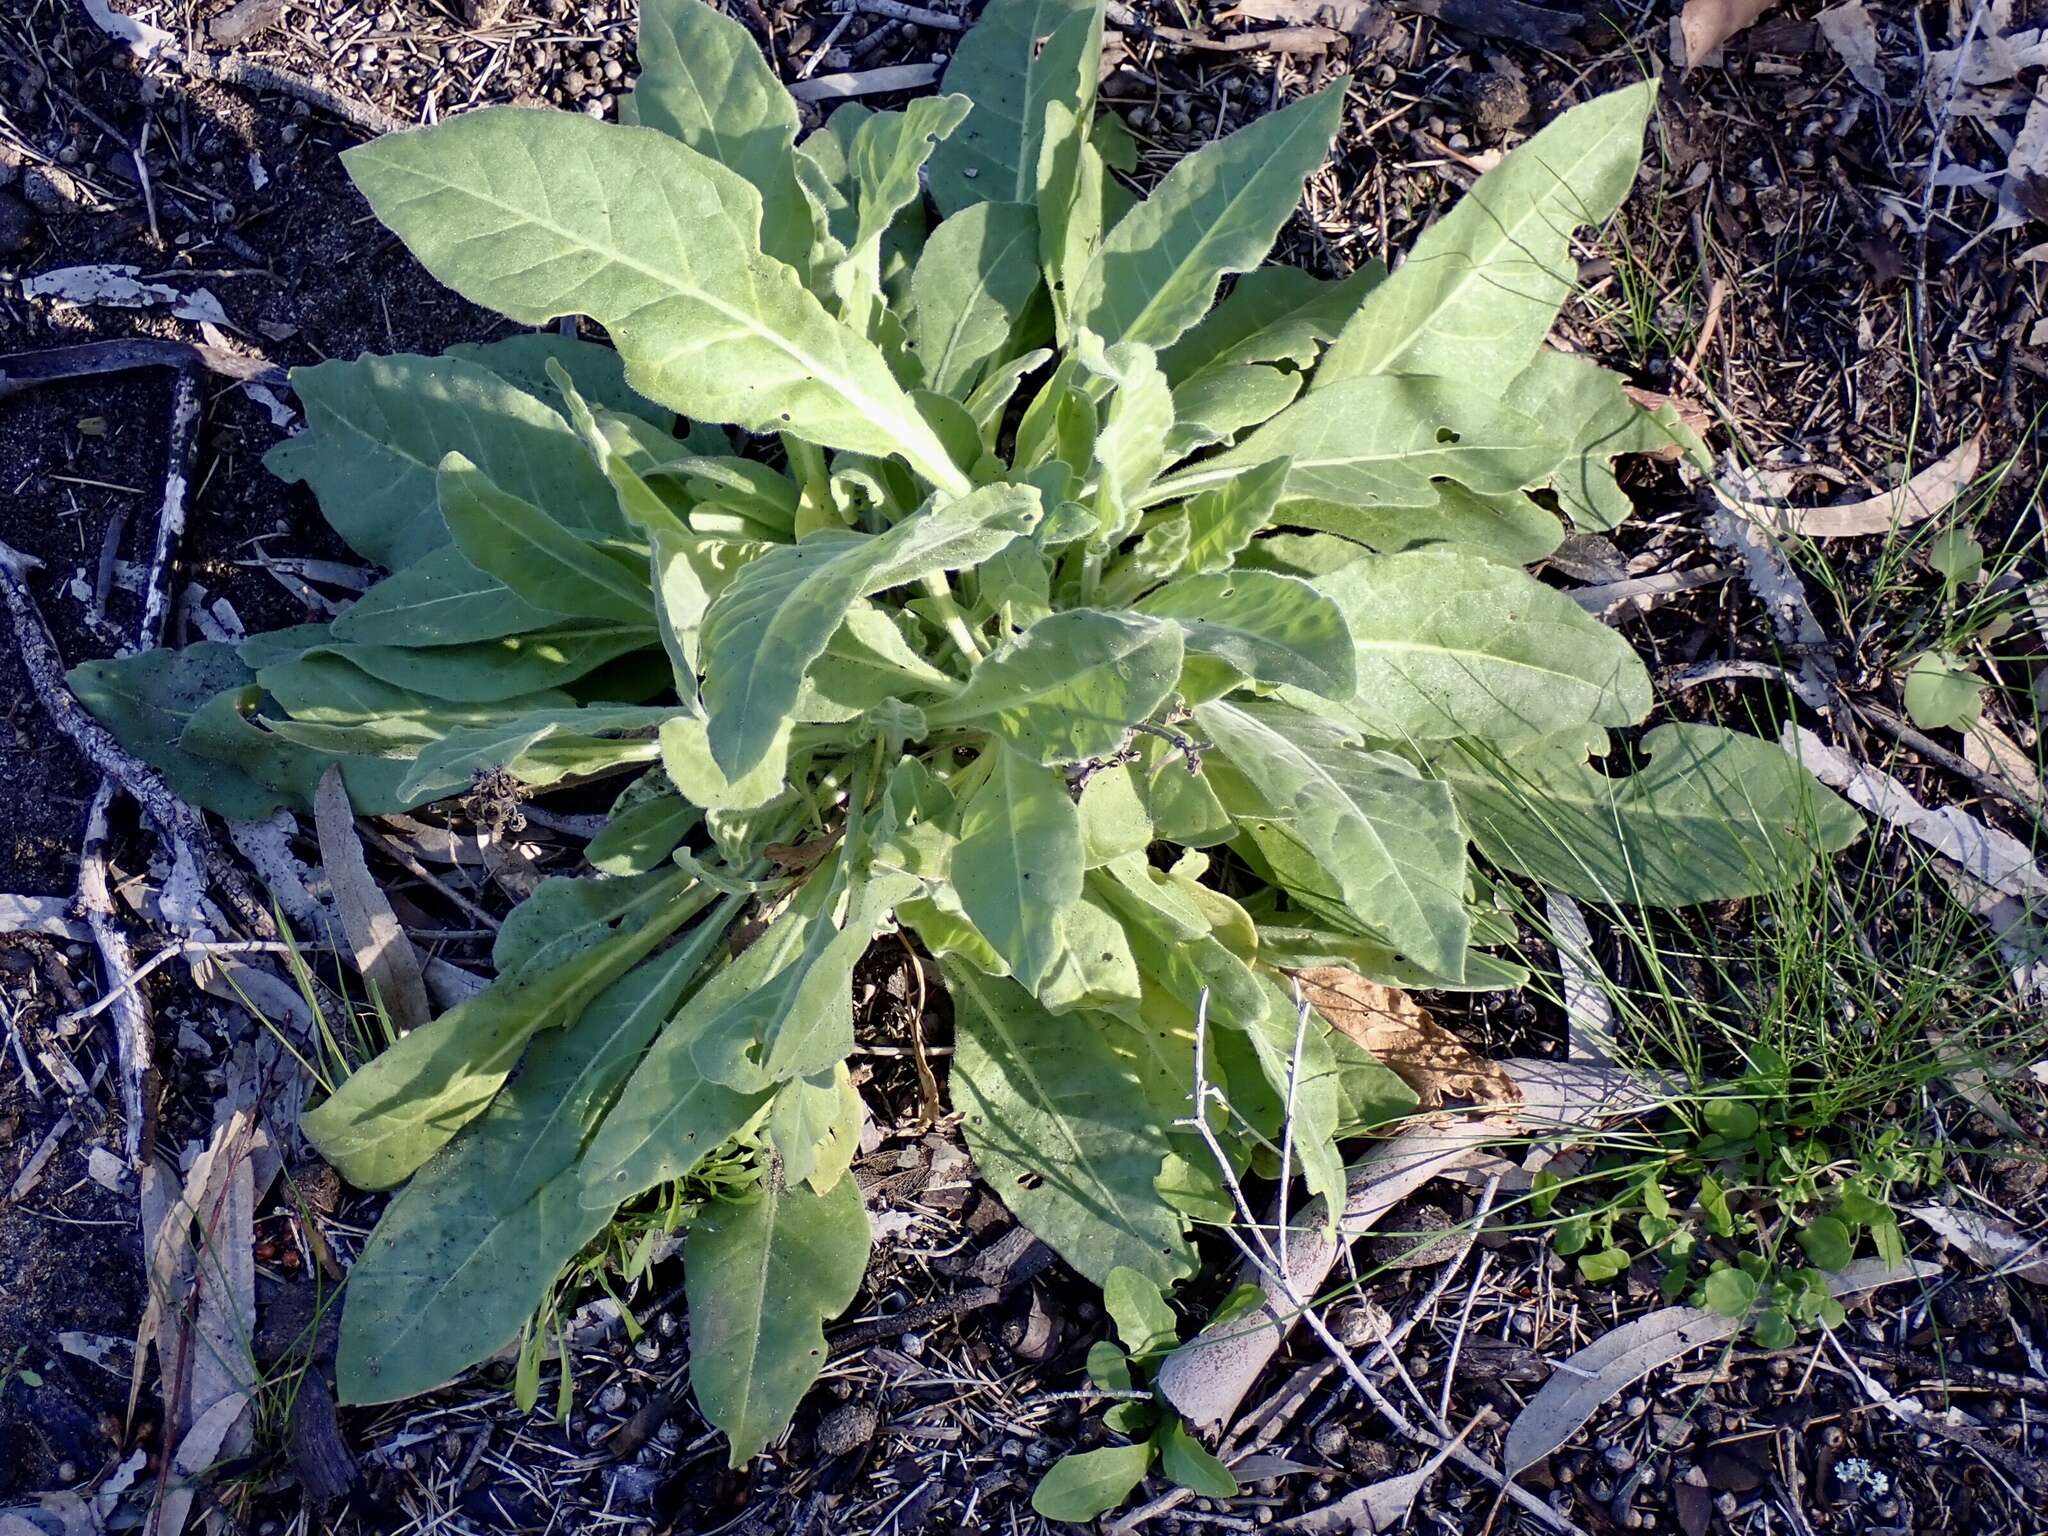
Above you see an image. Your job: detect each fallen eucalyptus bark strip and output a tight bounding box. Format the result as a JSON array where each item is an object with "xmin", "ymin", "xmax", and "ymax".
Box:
[
  {"xmin": 788, "ymin": 63, "xmax": 939, "ymax": 102},
  {"xmin": 0, "ymin": 337, "xmax": 287, "ymax": 400},
  {"xmin": 1501, "ymin": 1258, "xmax": 1942, "ymax": 1475},
  {"xmin": 314, "ymin": 766, "xmax": 432, "ymax": 1033},
  {"xmin": 139, "ymin": 370, "xmax": 200, "ymax": 646},
  {"xmin": 0, "ymin": 539, "xmax": 273, "ymax": 938},
  {"xmin": 1156, "ymin": 1058, "xmax": 1657, "ymax": 1434}
]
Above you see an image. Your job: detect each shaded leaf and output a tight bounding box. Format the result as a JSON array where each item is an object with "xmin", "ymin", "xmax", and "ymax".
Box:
[
  {"xmin": 1439, "ymin": 724, "xmax": 1865, "ymax": 907},
  {"xmin": 687, "ymin": 1172, "xmax": 871, "ymax": 1465},
  {"xmin": 945, "ymin": 958, "xmax": 1195, "ymax": 1287},
  {"xmin": 1197, "ymin": 699, "xmax": 1471, "ymax": 977},
  {"xmin": 1309, "ymin": 548, "xmax": 1651, "ymax": 741},
  {"xmin": 335, "ymin": 916, "xmax": 742, "ymax": 1403},
  {"xmin": 951, "ymin": 745, "xmax": 1085, "ymax": 992},
  {"xmin": 266, "ymin": 351, "xmax": 616, "ymax": 570},
  {"xmin": 437, "ymin": 453, "xmax": 655, "ymax": 624},
  {"xmin": 303, "ymin": 869, "xmax": 705, "ymax": 1188}
]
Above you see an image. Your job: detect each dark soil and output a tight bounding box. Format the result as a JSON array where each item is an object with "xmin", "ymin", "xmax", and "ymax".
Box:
[{"xmin": 2, "ymin": 0, "xmax": 2045, "ymax": 1532}]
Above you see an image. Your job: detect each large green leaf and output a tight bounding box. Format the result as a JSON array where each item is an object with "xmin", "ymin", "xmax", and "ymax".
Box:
[
  {"xmin": 1158, "ymin": 263, "xmax": 1385, "ymax": 384},
  {"xmin": 1031, "ymin": 1443, "xmax": 1155, "ymax": 1522},
  {"xmin": 1144, "ymin": 375, "xmax": 1562, "ymax": 512},
  {"xmin": 576, "ymin": 899, "xmax": 814, "ymax": 1207},
  {"xmin": 831, "ymin": 96, "xmax": 973, "ymax": 329},
  {"xmin": 693, "ymin": 869, "xmax": 920, "ymax": 1091},
  {"xmin": 303, "ymin": 869, "xmax": 707, "ymax": 1188},
  {"xmin": 698, "ymin": 482, "xmax": 1039, "ymax": 777},
  {"xmin": 586, "ymin": 775, "xmax": 699, "ymax": 875},
  {"xmin": 1072, "ymin": 83, "xmax": 1345, "ymax": 352},
  {"xmin": 437, "ymin": 454, "xmax": 655, "ymax": 624},
  {"xmin": 1315, "ymin": 82, "xmax": 1655, "ymax": 389},
  {"xmin": 909, "ymin": 201, "xmax": 1044, "ymax": 398},
  {"xmin": 176, "ymin": 687, "xmax": 419, "ymax": 814},
  {"xmin": 1308, "ymin": 549, "xmax": 1650, "ymax": 741},
  {"xmin": 396, "ymin": 705, "xmax": 668, "ymax": 803},
  {"xmin": 950, "ymin": 745, "xmax": 1084, "ymax": 992},
  {"xmin": 928, "ymin": 0, "xmax": 1102, "ymax": 213},
  {"xmin": 342, "ymin": 108, "xmax": 970, "ymax": 494},
  {"xmin": 333, "ymin": 906, "xmax": 740, "ymax": 1404},
  {"xmin": 686, "ymin": 1172, "xmax": 871, "ymax": 1466},
  {"xmin": 333, "ymin": 545, "xmax": 568, "ymax": 648},
  {"xmin": 1137, "ymin": 570, "xmax": 1355, "ymax": 700},
  {"xmin": 628, "ymin": 0, "xmax": 812, "ymax": 268},
  {"xmin": 944, "ymin": 959, "xmax": 1195, "ymax": 1288},
  {"xmin": 1196, "ymin": 699, "xmax": 1471, "ymax": 976},
  {"xmin": 266, "ymin": 352, "xmax": 619, "ymax": 570},
  {"xmin": 1268, "ymin": 480, "xmax": 1566, "ymax": 565},
  {"xmin": 310, "ymin": 623, "xmax": 657, "ymax": 704},
  {"xmin": 1438, "ymin": 724, "xmax": 1864, "ymax": 907},
  {"xmin": 1501, "ymin": 348, "xmax": 1700, "ymax": 532},
  {"xmin": 67, "ymin": 644, "xmax": 282, "ymax": 819},
  {"xmin": 925, "ymin": 609, "xmax": 1182, "ymax": 765},
  {"xmin": 445, "ymin": 331, "xmax": 673, "ymax": 427}
]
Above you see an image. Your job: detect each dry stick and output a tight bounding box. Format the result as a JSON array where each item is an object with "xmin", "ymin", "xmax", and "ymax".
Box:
[
  {"xmin": 0, "ymin": 338, "xmax": 287, "ymax": 400},
  {"xmin": 172, "ymin": 48, "xmax": 407, "ymax": 138},
  {"xmin": 79, "ymin": 785, "xmax": 154, "ymax": 1164},
  {"xmin": 0, "ymin": 540, "xmax": 274, "ymax": 940},
  {"xmin": 1171, "ymin": 1006, "xmax": 1612, "ymax": 1536},
  {"xmin": 71, "ymin": 369, "xmax": 205, "ymax": 1165}
]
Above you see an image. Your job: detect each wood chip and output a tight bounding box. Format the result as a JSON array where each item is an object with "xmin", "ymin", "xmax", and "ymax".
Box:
[
  {"xmin": 1289, "ymin": 967, "xmax": 1519, "ymax": 1109},
  {"xmin": 314, "ymin": 765, "xmax": 431, "ymax": 1033}
]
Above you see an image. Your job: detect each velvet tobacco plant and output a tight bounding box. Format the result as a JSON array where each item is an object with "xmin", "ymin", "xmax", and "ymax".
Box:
[{"xmin": 76, "ymin": 0, "xmax": 1862, "ymax": 1468}]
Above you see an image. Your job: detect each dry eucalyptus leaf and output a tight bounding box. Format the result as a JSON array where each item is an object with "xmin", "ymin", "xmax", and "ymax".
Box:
[
  {"xmin": 1909, "ymin": 1204, "xmax": 2048, "ymax": 1283},
  {"xmin": 1724, "ymin": 435, "xmax": 1981, "ymax": 538},
  {"xmin": 1503, "ymin": 1258, "xmax": 1941, "ymax": 1474},
  {"xmin": 1677, "ymin": 0, "xmax": 1779, "ymax": 65},
  {"xmin": 1290, "ymin": 966, "xmax": 1518, "ymax": 1109},
  {"xmin": 1816, "ymin": 0, "xmax": 1886, "ymax": 94},
  {"xmin": 314, "ymin": 765, "xmax": 431, "ymax": 1033}
]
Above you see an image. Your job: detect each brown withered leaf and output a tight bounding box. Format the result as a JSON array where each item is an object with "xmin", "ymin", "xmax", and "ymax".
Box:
[
  {"xmin": 1289, "ymin": 967, "xmax": 1518, "ymax": 1109},
  {"xmin": 1677, "ymin": 0, "xmax": 1778, "ymax": 64}
]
